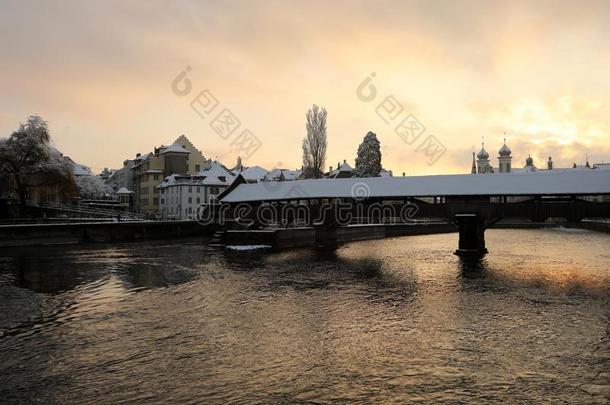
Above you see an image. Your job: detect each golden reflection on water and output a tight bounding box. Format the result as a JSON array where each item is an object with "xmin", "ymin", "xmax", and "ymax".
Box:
[{"xmin": 1, "ymin": 230, "xmax": 609, "ymax": 403}]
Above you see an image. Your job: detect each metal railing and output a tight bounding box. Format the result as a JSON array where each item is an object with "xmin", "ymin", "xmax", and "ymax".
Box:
[{"xmin": 30, "ymin": 200, "xmax": 144, "ymax": 220}]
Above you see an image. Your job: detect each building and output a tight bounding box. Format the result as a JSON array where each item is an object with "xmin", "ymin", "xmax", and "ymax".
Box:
[
  {"xmin": 63, "ymin": 155, "xmax": 92, "ymax": 177},
  {"xmin": 328, "ymin": 160, "xmax": 354, "ymax": 178},
  {"xmin": 235, "ymin": 165, "xmax": 268, "ymax": 183},
  {"xmin": 157, "ymin": 161, "xmax": 236, "ymax": 219},
  {"xmin": 132, "ymin": 135, "xmax": 211, "ymax": 217},
  {"xmin": 0, "ymin": 147, "xmax": 83, "ymax": 208},
  {"xmin": 230, "ymin": 156, "xmax": 268, "ymax": 183},
  {"xmin": 498, "ymin": 140, "xmax": 512, "ymax": 173},
  {"xmin": 470, "ymin": 138, "xmax": 607, "ymax": 203},
  {"xmin": 115, "ymin": 187, "xmax": 134, "ymax": 210},
  {"xmin": 470, "ymin": 138, "xmax": 597, "ymax": 175},
  {"xmin": 475, "ymin": 143, "xmax": 493, "ymax": 174},
  {"xmin": 263, "ymin": 168, "xmax": 303, "ymax": 182},
  {"xmin": 104, "ymin": 159, "xmax": 136, "ymax": 194}
]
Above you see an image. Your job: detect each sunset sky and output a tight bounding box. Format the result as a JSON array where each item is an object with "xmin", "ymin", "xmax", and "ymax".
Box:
[{"xmin": 2, "ymin": 0, "xmax": 610, "ymax": 175}]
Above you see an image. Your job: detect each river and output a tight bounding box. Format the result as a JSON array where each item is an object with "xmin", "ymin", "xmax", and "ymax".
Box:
[{"xmin": 1, "ymin": 228, "xmax": 609, "ymax": 403}]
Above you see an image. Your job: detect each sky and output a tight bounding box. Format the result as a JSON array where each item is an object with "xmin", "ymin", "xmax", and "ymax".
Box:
[{"xmin": 1, "ymin": 0, "xmax": 610, "ymax": 175}]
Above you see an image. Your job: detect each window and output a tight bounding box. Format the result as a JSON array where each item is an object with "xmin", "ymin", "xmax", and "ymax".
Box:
[
  {"xmin": 195, "ymin": 164, "xmax": 200, "ymax": 172},
  {"xmin": 197, "ymin": 186, "xmax": 201, "ymax": 193},
  {"xmin": 211, "ymin": 187, "xmax": 219, "ymax": 194},
  {"xmin": 160, "ymin": 198, "xmax": 164, "ymax": 204},
  {"xmin": 188, "ymin": 186, "xmax": 192, "ymax": 193},
  {"xmin": 196, "ymin": 197, "xmax": 200, "ymax": 204},
  {"xmin": 188, "ymin": 197, "xmax": 192, "ymax": 203},
  {"xmin": 153, "ymin": 198, "xmax": 159, "ymax": 206},
  {"xmin": 154, "ymin": 174, "xmax": 160, "ymax": 180}
]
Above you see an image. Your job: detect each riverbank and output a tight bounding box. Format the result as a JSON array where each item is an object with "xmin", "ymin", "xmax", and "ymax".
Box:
[
  {"xmin": 0, "ymin": 220, "xmax": 212, "ymax": 248},
  {"xmin": 1, "ymin": 218, "xmax": 608, "ymax": 249}
]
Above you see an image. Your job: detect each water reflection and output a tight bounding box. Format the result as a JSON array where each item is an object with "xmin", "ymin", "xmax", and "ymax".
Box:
[
  {"xmin": 2, "ymin": 242, "xmax": 205, "ymax": 295},
  {"xmin": 457, "ymin": 256, "xmax": 489, "ymax": 279},
  {"xmin": 0, "ymin": 230, "xmax": 609, "ymax": 403}
]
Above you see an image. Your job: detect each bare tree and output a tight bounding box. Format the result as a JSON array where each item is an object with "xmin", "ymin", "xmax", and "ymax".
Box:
[{"xmin": 302, "ymin": 105, "xmax": 327, "ymax": 178}]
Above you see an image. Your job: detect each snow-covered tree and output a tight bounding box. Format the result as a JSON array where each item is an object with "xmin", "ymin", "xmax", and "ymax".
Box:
[
  {"xmin": 302, "ymin": 104, "xmax": 327, "ymax": 179},
  {"xmin": 75, "ymin": 175, "xmax": 112, "ymax": 199},
  {"xmin": 0, "ymin": 115, "xmax": 75, "ymax": 205},
  {"xmin": 354, "ymin": 131, "xmax": 382, "ymax": 177}
]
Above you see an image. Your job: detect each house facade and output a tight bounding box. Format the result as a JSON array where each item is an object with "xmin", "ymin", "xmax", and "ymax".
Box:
[
  {"xmin": 132, "ymin": 135, "xmax": 212, "ymax": 217},
  {"xmin": 157, "ymin": 161, "xmax": 235, "ymax": 219}
]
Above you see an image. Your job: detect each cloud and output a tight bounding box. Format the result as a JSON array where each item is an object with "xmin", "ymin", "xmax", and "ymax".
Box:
[{"xmin": 1, "ymin": 0, "xmax": 609, "ymax": 173}]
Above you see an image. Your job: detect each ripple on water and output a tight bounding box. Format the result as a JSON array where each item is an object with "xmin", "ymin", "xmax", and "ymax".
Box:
[{"xmin": 0, "ymin": 231, "xmax": 609, "ymax": 403}]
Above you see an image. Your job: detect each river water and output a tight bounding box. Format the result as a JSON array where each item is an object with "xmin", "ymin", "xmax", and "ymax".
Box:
[{"xmin": 0, "ymin": 229, "xmax": 609, "ymax": 404}]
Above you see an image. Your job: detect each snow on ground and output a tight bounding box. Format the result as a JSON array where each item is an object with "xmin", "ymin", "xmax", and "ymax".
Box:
[{"xmin": 225, "ymin": 245, "xmax": 272, "ymax": 251}]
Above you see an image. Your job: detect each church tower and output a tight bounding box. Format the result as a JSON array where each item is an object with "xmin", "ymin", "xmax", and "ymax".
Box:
[
  {"xmin": 498, "ymin": 138, "xmax": 512, "ymax": 173},
  {"xmin": 476, "ymin": 142, "xmax": 491, "ymax": 174},
  {"xmin": 471, "ymin": 149, "xmax": 477, "ymax": 174}
]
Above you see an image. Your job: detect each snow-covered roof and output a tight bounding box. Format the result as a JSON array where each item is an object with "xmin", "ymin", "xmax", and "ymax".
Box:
[
  {"xmin": 282, "ymin": 169, "xmax": 303, "ymax": 181},
  {"xmin": 512, "ymin": 166, "xmax": 536, "ymax": 174},
  {"xmin": 220, "ymin": 169, "xmax": 610, "ymax": 203},
  {"xmin": 238, "ymin": 165, "xmax": 268, "ymax": 182},
  {"xmin": 264, "ymin": 168, "xmax": 303, "ymax": 181},
  {"xmin": 159, "ymin": 143, "xmax": 190, "ymax": 155},
  {"xmin": 156, "ymin": 173, "xmax": 198, "ymax": 188},
  {"xmin": 62, "ymin": 155, "xmax": 92, "ymax": 176},
  {"xmin": 329, "ymin": 161, "xmax": 353, "ymax": 178},
  {"xmin": 72, "ymin": 163, "xmax": 92, "ymax": 176},
  {"xmin": 198, "ymin": 161, "xmax": 235, "ymax": 185},
  {"xmin": 135, "ymin": 152, "xmax": 153, "ymax": 162},
  {"xmin": 115, "ymin": 187, "xmax": 134, "ymax": 195},
  {"xmin": 265, "ymin": 168, "xmax": 283, "ymax": 181}
]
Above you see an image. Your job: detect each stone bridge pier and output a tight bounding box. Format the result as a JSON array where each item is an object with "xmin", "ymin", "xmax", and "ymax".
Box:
[{"xmin": 454, "ymin": 213, "xmax": 488, "ymax": 256}]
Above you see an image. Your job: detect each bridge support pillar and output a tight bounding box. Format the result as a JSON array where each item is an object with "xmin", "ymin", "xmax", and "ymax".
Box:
[
  {"xmin": 454, "ymin": 214, "xmax": 488, "ymax": 256},
  {"xmin": 314, "ymin": 227, "xmax": 338, "ymax": 247}
]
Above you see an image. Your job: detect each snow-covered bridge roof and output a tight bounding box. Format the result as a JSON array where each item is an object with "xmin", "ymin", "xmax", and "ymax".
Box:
[{"xmin": 220, "ymin": 170, "xmax": 610, "ymax": 203}]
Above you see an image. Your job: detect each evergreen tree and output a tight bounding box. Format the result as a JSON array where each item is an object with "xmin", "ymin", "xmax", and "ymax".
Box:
[{"xmin": 354, "ymin": 131, "xmax": 382, "ymax": 177}]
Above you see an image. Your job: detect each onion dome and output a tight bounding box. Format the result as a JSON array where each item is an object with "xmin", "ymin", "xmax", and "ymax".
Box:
[
  {"xmin": 477, "ymin": 145, "xmax": 489, "ymax": 160},
  {"xmin": 526, "ymin": 155, "xmax": 534, "ymax": 166},
  {"xmin": 499, "ymin": 139, "xmax": 511, "ymax": 157}
]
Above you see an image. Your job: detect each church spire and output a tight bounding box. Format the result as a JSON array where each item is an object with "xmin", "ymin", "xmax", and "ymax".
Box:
[{"xmin": 471, "ymin": 147, "xmax": 477, "ymax": 174}]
